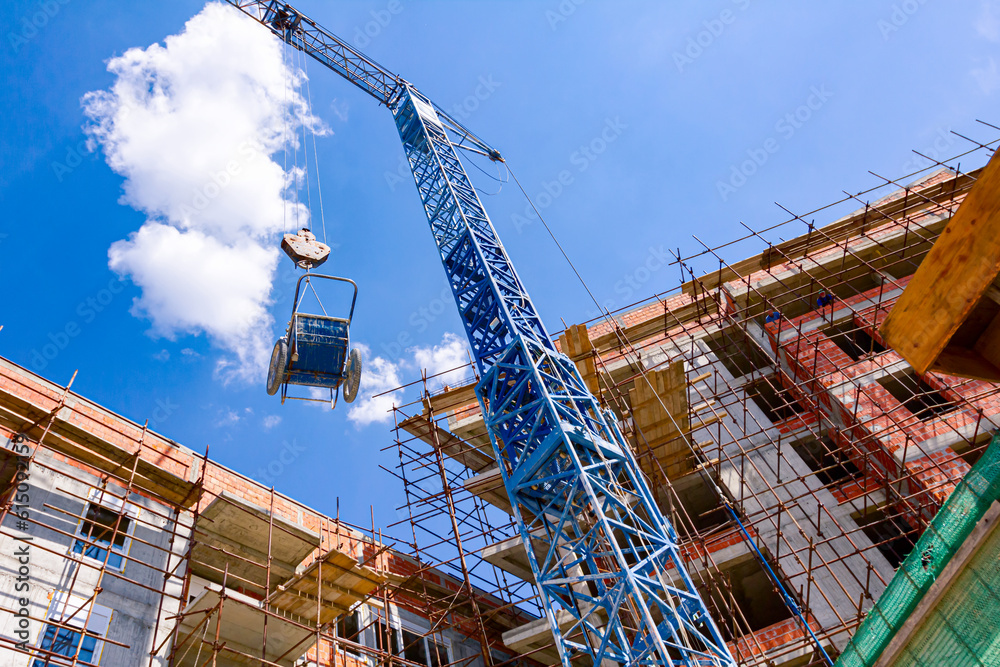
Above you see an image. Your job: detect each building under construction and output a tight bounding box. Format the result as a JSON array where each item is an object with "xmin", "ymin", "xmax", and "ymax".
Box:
[
  {"xmin": 388, "ymin": 134, "xmax": 1000, "ymax": 667},
  {"xmin": 2, "ymin": 134, "xmax": 1000, "ymax": 666}
]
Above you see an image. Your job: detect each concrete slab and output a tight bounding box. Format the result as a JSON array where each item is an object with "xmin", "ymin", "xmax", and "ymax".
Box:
[
  {"xmin": 268, "ymin": 548, "xmax": 386, "ymax": 626},
  {"xmin": 423, "ymin": 382, "xmax": 478, "ymax": 417},
  {"xmin": 449, "ymin": 412, "xmax": 493, "ymax": 455},
  {"xmin": 399, "ymin": 414, "xmax": 493, "ymax": 473},
  {"xmin": 173, "ymin": 585, "xmax": 313, "ymax": 667},
  {"xmin": 191, "ymin": 491, "xmax": 320, "ymax": 595},
  {"xmin": 0, "ymin": 381, "xmax": 201, "ymax": 508},
  {"xmin": 502, "ymin": 613, "xmax": 561, "ymax": 666},
  {"xmin": 481, "ymin": 534, "xmax": 539, "ymax": 584},
  {"xmin": 462, "ymin": 467, "xmax": 512, "ymax": 515},
  {"xmin": 502, "ymin": 608, "xmax": 609, "ymax": 667}
]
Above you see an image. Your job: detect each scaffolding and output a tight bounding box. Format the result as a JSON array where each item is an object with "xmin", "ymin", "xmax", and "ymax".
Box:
[
  {"xmin": 385, "ymin": 125, "xmax": 1000, "ymax": 667},
  {"xmin": 0, "ymin": 356, "xmax": 527, "ymax": 667},
  {"xmin": 2, "ymin": 127, "xmax": 998, "ymax": 667}
]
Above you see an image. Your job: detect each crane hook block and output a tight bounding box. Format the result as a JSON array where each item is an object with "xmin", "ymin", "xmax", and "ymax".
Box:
[{"xmin": 282, "ymin": 228, "xmax": 330, "ymax": 270}]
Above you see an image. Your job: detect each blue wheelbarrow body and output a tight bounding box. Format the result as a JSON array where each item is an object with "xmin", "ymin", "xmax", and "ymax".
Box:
[
  {"xmin": 286, "ymin": 314, "xmax": 349, "ymax": 388},
  {"xmin": 266, "ymin": 274, "xmax": 362, "ymax": 407}
]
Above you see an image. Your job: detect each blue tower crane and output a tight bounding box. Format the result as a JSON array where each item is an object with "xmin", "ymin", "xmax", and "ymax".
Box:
[{"xmin": 224, "ymin": 3, "xmax": 737, "ymax": 666}]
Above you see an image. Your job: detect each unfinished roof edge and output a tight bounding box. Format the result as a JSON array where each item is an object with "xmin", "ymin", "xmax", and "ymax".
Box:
[
  {"xmin": 0, "ymin": 354, "xmax": 368, "ymax": 531},
  {"xmin": 668, "ymin": 165, "xmax": 967, "ymax": 291},
  {"xmin": 0, "ymin": 349, "xmax": 532, "ymax": 628}
]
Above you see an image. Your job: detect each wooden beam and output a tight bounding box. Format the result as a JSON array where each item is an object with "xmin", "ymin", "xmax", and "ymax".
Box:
[{"xmin": 881, "ymin": 153, "xmax": 1000, "ymax": 374}]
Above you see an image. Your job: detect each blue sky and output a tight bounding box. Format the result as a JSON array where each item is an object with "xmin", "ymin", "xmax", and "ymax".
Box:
[{"xmin": 2, "ymin": 0, "xmax": 999, "ymax": 532}]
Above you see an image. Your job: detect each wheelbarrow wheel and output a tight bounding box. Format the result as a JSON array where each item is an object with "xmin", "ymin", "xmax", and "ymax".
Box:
[
  {"xmin": 343, "ymin": 348, "xmax": 363, "ymax": 403},
  {"xmin": 266, "ymin": 338, "xmax": 289, "ymax": 396}
]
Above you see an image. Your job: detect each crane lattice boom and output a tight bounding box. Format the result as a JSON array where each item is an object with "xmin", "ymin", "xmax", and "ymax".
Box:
[{"xmin": 225, "ymin": 3, "xmax": 737, "ymax": 665}]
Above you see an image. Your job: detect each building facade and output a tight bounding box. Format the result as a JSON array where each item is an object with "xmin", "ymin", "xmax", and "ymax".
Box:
[
  {"xmin": 3, "ymin": 160, "xmax": 997, "ymax": 667},
  {"xmin": 0, "ymin": 356, "xmax": 525, "ymax": 666},
  {"xmin": 392, "ymin": 165, "xmax": 1000, "ymax": 666}
]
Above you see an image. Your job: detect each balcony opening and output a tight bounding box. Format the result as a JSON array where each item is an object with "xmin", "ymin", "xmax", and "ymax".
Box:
[
  {"xmin": 877, "ymin": 371, "xmax": 956, "ymax": 421},
  {"xmin": 951, "ymin": 430, "xmax": 993, "ymax": 467},
  {"xmin": 746, "ymin": 378, "xmax": 807, "ymax": 424},
  {"xmin": 671, "ymin": 473, "xmax": 729, "ymax": 535},
  {"xmin": 824, "ymin": 320, "xmax": 886, "ymax": 361},
  {"xmin": 790, "ymin": 435, "xmax": 862, "ymax": 488},
  {"xmin": 854, "ymin": 507, "xmax": 919, "ymax": 569},
  {"xmin": 705, "ymin": 328, "xmax": 772, "ymax": 380},
  {"xmin": 703, "ymin": 556, "xmax": 794, "ymax": 640}
]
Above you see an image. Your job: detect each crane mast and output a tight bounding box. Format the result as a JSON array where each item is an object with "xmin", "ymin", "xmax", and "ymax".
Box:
[{"xmin": 225, "ymin": 3, "xmax": 736, "ymax": 665}]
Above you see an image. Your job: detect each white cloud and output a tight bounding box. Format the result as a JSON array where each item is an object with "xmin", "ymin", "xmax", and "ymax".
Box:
[
  {"xmin": 346, "ymin": 333, "xmax": 475, "ymax": 428},
  {"xmin": 972, "ymin": 57, "xmax": 1000, "ymax": 95},
  {"xmin": 109, "ymin": 224, "xmax": 278, "ymax": 377},
  {"xmin": 84, "ymin": 2, "xmax": 324, "ymax": 383},
  {"xmin": 346, "ymin": 344, "xmax": 406, "ymax": 428},
  {"xmin": 978, "ymin": 0, "xmax": 1000, "ymax": 42},
  {"xmin": 412, "ymin": 332, "xmax": 473, "ymax": 391},
  {"xmin": 152, "ymin": 349, "xmax": 170, "ymax": 362},
  {"xmin": 262, "ymin": 415, "xmax": 282, "ymax": 430},
  {"xmin": 216, "ymin": 408, "xmax": 240, "ymax": 427}
]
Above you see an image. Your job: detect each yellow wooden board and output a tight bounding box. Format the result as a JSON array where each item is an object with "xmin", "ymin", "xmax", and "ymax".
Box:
[
  {"xmin": 881, "ymin": 153, "xmax": 1000, "ymax": 376},
  {"xmin": 629, "ymin": 362, "xmax": 692, "ymax": 479}
]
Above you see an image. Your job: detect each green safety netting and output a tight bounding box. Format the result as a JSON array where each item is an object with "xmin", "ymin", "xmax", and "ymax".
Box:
[{"xmin": 835, "ymin": 430, "xmax": 1000, "ymax": 667}]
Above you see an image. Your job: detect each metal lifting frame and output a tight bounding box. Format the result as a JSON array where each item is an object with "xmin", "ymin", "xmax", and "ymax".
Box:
[{"xmin": 224, "ymin": 2, "xmax": 736, "ymax": 665}]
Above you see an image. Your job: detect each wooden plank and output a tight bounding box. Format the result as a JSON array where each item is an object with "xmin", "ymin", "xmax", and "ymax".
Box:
[
  {"xmin": 558, "ymin": 324, "xmax": 601, "ymax": 396},
  {"xmin": 881, "ymin": 153, "xmax": 1000, "ymax": 374},
  {"xmin": 630, "ymin": 363, "xmax": 692, "ymax": 478},
  {"xmin": 559, "ymin": 323, "xmax": 593, "ymax": 359},
  {"xmin": 268, "ymin": 549, "xmax": 385, "ymax": 624},
  {"xmin": 932, "ymin": 346, "xmax": 1000, "ymax": 383}
]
